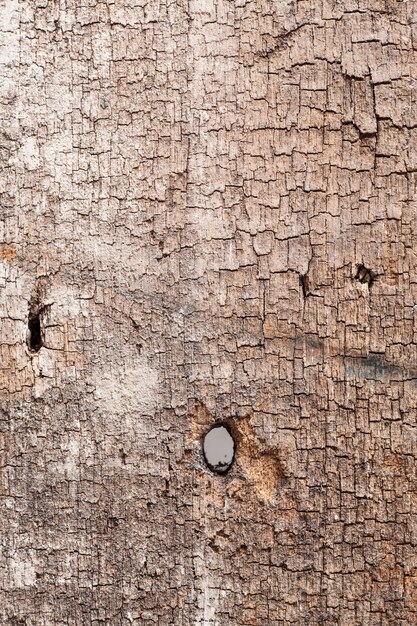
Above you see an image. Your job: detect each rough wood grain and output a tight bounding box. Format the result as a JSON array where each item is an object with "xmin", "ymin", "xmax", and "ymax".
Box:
[{"xmin": 0, "ymin": 0, "xmax": 416, "ymax": 624}]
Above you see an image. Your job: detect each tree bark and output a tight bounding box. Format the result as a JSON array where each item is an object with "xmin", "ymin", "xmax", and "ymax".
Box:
[{"xmin": 1, "ymin": 0, "xmax": 416, "ymax": 624}]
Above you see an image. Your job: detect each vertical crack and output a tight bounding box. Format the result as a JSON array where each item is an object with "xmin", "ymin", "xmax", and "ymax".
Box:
[{"xmin": 27, "ymin": 281, "xmax": 47, "ymax": 353}]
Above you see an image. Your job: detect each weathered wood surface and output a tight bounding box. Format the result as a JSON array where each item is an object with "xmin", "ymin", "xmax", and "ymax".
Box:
[{"xmin": 0, "ymin": 0, "xmax": 416, "ymax": 624}]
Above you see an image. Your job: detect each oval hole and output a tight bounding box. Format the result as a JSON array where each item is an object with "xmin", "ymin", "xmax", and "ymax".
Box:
[{"xmin": 203, "ymin": 424, "xmax": 235, "ymax": 474}]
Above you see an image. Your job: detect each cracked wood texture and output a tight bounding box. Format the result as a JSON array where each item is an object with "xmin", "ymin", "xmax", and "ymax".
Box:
[{"xmin": 0, "ymin": 0, "xmax": 417, "ymax": 624}]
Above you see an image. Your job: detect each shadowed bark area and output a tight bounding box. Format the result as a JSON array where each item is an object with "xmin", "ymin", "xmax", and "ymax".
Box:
[{"xmin": 0, "ymin": 0, "xmax": 416, "ymax": 624}]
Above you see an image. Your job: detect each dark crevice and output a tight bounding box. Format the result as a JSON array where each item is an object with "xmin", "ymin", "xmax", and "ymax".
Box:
[
  {"xmin": 119, "ymin": 448, "xmax": 127, "ymax": 464},
  {"xmin": 28, "ymin": 313, "xmax": 43, "ymax": 352},
  {"xmin": 107, "ymin": 516, "xmax": 119, "ymax": 530},
  {"xmin": 300, "ymin": 273, "xmax": 310, "ymax": 298},
  {"xmin": 257, "ymin": 22, "xmax": 310, "ymax": 58},
  {"xmin": 355, "ymin": 264, "xmax": 375, "ymax": 287},
  {"xmin": 27, "ymin": 282, "xmax": 47, "ymax": 353}
]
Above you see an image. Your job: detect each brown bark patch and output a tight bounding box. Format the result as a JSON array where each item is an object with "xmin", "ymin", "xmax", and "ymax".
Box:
[{"xmin": 1, "ymin": 244, "xmax": 15, "ymax": 262}]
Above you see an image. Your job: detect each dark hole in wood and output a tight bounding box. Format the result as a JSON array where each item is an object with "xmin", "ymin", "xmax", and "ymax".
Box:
[
  {"xmin": 355, "ymin": 264, "xmax": 375, "ymax": 286},
  {"xmin": 28, "ymin": 312, "xmax": 43, "ymax": 352},
  {"xmin": 119, "ymin": 448, "xmax": 127, "ymax": 464},
  {"xmin": 203, "ymin": 424, "xmax": 235, "ymax": 474},
  {"xmin": 107, "ymin": 516, "xmax": 119, "ymax": 529},
  {"xmin": 300, "ymin": 273, "xmax": 310, "ymax": 298}
]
